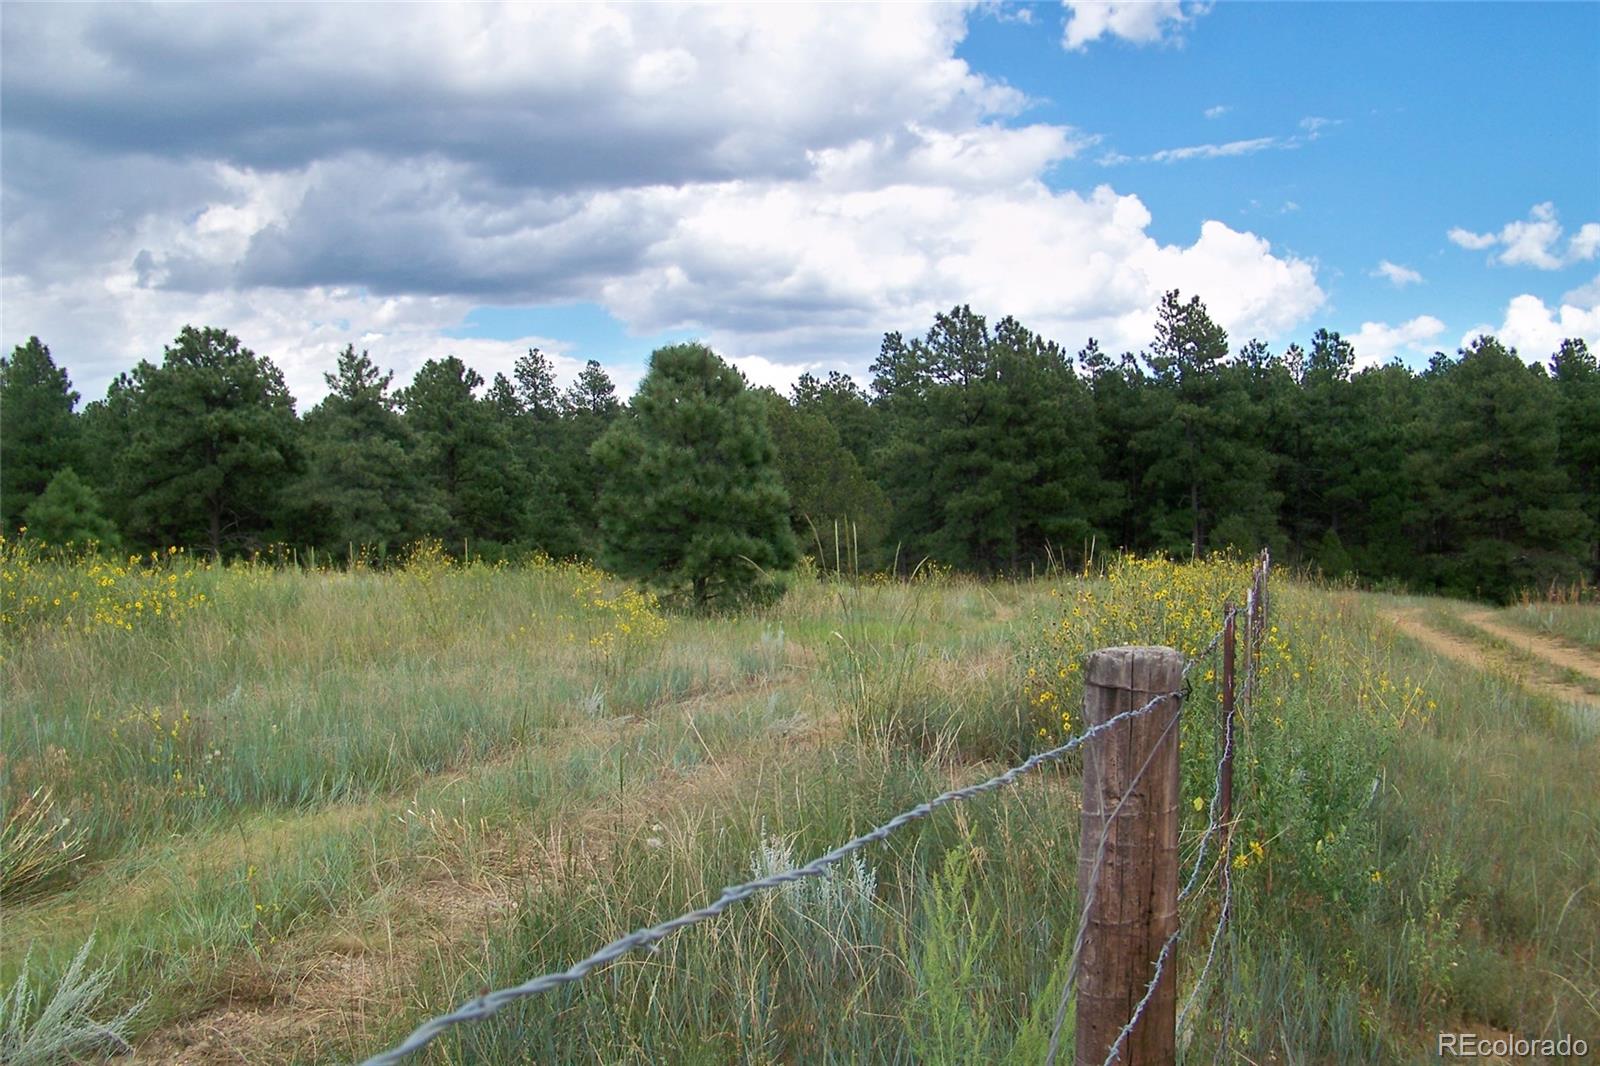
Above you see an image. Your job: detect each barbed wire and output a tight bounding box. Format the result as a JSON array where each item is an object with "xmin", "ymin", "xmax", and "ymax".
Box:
[
  {"xmin": 363, "ymin": 558, "xmax": 1269, "ymax": 1066},
  {"xmin": 360, "ymin": 687, "xmax": 1181, "ymax": 1066},
  {"xmin": 1104, "ymin": 926, "xmax": 1181, "ymax": 1066}
]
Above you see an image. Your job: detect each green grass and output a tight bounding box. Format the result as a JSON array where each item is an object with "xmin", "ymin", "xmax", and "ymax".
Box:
[{"xmin": 2, "ymin": 556, "xmax": 1596, "ymax": 1063}]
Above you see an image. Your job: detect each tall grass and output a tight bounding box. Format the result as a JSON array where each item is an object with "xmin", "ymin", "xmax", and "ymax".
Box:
[{"xmin": 2, "ymin": 549, "xmax": 1595, "ymax": 1062}]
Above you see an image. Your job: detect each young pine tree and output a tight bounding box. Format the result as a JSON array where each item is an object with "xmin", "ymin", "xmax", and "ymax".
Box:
[
  {"xmin": 592, "ymin": 343, "xmax": 797, "ymax": 610},
  {"xmin": 21, "ymin": 468, "xmax": 118, "ymax": 549}
]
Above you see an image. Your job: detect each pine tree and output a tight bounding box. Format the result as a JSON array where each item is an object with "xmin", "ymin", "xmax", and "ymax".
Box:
[
  {"xmin": 1, "ymin": 337, "xmax": 81, "ymax": 530},
  {"xmin": 1550, "ymin": 339, "xmax": 1600, "ymax": 581},
  {"xmin": 872, "ymin": 307, "xmax": 1106, "ymax": 572},
  {"xmin": 21, "ymin": 468, "xmax": 119, "ymax": 549},
  {"xmin": 298, "ymin": 345, "xmax": 446, "ymax": 556},
  {"xmin": 759, "ymin": 389, "xmax": 891, "ymax": 568},
  {"xmin": 1425, "ymin": 336, "xmax": 1588, "ymax": 597},
  {"xmin": 513, "ymin": 347, "xmax": 563, "ymax": 419},
  {"xmin": 120, "ymin": 327, "xmax": 300, "ymax": 556},
  {"xmin": 1139, "ymin": 291, "xmax": 1279, "ymax": 556},
  {"xmin": 555, "ymin": 358, "xmax": 623, "ymax": 552},
  {"xmin": 592, "ymin": 342, "xmax": 797, "ymax": 610},
  {"xmin": 400, "ymin": 356, "xmax": 532, "ymax": 552}
]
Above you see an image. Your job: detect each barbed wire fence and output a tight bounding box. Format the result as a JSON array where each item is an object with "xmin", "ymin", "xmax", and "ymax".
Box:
[{"xmin": 359, "ymin": 549, "xmax": 1271, "ymax": 1066}]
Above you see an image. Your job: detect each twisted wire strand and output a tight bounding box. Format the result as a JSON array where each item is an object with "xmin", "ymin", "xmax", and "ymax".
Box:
[
  {"xmin": 360, "ymin": 688, "xmax": 1179, "ymax": 1066},
  {"xmin": 365, "ymin": 563, "xmax": 1267, "ymax": 1066},
  {"xmin": 1102, "ymin": 926, "xmax": 1181, "ymax": 1066},
  {"xmin": 1180, "ymin": 604, "xmax": 1242, "ymax": 902},
  {"xmin": 1176, "ymin": 596, "xmax": 1261, "ymax": 1042},
  {"xmin": 1177, "ymin": 846, "xmax": 1232, "ymax": 1036}
]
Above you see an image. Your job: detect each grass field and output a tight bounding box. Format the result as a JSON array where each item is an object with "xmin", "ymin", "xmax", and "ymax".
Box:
[{"xmin": 2, "ymin": 542, "xmax": 1597, "ymax": 1063}]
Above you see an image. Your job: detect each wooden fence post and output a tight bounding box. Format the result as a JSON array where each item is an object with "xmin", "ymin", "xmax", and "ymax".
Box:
[{"xmin": 1077, "ymin": 646, "xmax": 1183, "ymax": 1066}]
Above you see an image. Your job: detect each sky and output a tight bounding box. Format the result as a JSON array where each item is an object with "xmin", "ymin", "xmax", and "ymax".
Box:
[{"xmin": 2, "ymin": 1, "xmax": 1597, "ymax": 408}]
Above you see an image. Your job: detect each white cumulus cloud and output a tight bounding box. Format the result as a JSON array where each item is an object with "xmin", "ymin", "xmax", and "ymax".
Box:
[
  {"xmin": 1448, "ymin": 203, "xmax": 1600, "ymax": 269},
  {"xmin": 1351, "ymin": 315, "xmax": 1446, "ymax": 368},
  {"xmin": 1562, "ymin": 273, "xmax": 1600, "ymax": 307},
  {"xmin": 1461, "ymin": 293, "xmax": 1600, "ymax": 361},
  {"xmin": 1060, "ymin": 1, "xmax": 1205, "ymax": 51}
]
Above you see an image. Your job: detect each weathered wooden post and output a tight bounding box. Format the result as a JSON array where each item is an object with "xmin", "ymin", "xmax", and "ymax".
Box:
[{"xmin": 1077, "ymin": 646, "xmax": 1183, "ymax": 1065}]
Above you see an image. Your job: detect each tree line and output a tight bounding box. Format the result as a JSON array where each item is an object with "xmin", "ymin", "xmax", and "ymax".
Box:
[{"xmin": 2, "ymin": 291, "xmax": 1595, "ymax": 603}]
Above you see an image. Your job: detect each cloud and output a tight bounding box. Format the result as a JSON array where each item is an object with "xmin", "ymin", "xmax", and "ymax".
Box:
[
  {"xmin": 1461, "ymin": 293, "xmax": 1600, "ymax": 360},
  {"xmin": 3, "ymin": 4, "xmax": 1326, "ymax": 405},
  {"xmin": 1203, "ymin": 104, "xmax": 1229, "ymax": 119},
  {"xmin": 1125, "ymin": 114, "xmax": 1338, "ymax": 166},
  {"xmin": 1148, "ymin": 136, "xmax": 1279, "ymax": 163},
  {"xmin": 1372, "ymin": 260, "xmax": 1423, "ymax": 287},
  {"xmin": 1060, "ymin": 1, "xmax": 1206, "ymax": 51},
  {"xmin": 1352, "ymin": 315, "xmax": 1446, "ymax": 367},
  {"xmin": 1563, "ymin": 273, "xmax": 1600, "ymax": 307},
  {"xmin": 1447, "ymin": 227, "xmax": 1498, "ymax": 251},
  {"xmin": 1447, "ymin": 202, "xmax": 1600, "ymax": 269}
]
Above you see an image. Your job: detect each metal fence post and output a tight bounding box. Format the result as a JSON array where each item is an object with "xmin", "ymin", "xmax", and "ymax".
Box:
[
  {"xmin": 1220, "ymin": 604, "xmax": 1237, "ymax": 835},
  {"xmin": 1077, "ymin": 646, "xmax": 1183, "ymax": 1065}
]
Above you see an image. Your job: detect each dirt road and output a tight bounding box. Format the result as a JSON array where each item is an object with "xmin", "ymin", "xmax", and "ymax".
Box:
[{"xmin": 1382, "ymin": 607, "xmax": 1600, "ymax": 714}]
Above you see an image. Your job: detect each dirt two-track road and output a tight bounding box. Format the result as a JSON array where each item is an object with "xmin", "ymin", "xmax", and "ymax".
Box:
[{"xmin": 1382, "ymin": 606, "xmax": 1600, "ymax": 730}]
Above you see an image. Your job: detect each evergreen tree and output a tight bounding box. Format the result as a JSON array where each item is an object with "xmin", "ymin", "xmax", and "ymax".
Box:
[
  {"xmin": 564, "ymin": 359, "xmax": 620, "ymax": 417},
  {"xmin": 1550, "ymin": 339, "xmax": 1600, "ymax": 581},
  {"xmin": 1342, "ymin": 363, "xmax": 1430, "ymax": 581},
  {"xmin": 872, "ymin": 307, "xmax": 1106, "ymax": 572},
  {"xmin": 486, "ymin": 357, "xmax": 585, "ymax": 558},
  {"xmin": 513, "ymin": 347, "xmax": 563, "ymax": 419},
  {"xmin": 120, "ymin": 327, "xmax": 300, "ymax": 556},
  {"xmin": 298, "ymin": 345, "xmax": 445, "ymax": 556},
  {"xmin": 1, "ymin": 337, "xmax": 81, "ymax": 530},
  {"xmin": 1425, "ymin": 336, "xmax": 1588, "ymax": 597},
  {"xmin": 1284, "ymin": 329, "xmax": 1359, "ymax": 563},
  {"xmin": 1082, "ymin": 341, "xmax": 1160, "ymax": 555},
  {"xmin": 401, "ymin": 356, "xmax": 532, "ymax": 551},
  {"xmin": 759, "ymin": 389, "xmax": 891, "ymax": 568},
  {"xmin": 555, "ymin": 358, "xmax": 623, "ymax": 551},
  {"xmin": 21, "ymin": 468, "xmax": 118, "ymax": 548},
  {"xmin": 792, "ymin": 370, "xmax": 881, "ymax": 468},
  {"xmin": 592, "ymin": 342, "xmax": 797, "ymax": 610},
  {"xmin": 76, "ymin": 372, "xmax": 139, "ymax": 540},
  {"xmin": 1139, "ymin": 291, "xmax": 1279, "ymax": 556}
]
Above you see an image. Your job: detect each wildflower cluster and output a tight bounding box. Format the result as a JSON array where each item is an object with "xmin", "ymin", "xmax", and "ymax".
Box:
[
  {"xmin": 564, "ymin": 562, "xmax": 668, "ymax": 655},
  {"xmin": 1027, "ymin": 554, "xmax": 1254, "ymax": 741},
  {"xmin": 0, "ymin": 535, "xmax": 210, "ymax": 641}
]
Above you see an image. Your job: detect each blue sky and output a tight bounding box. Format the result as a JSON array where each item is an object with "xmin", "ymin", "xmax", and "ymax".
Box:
[{"xmin": 3, "ymin": 2, "xmax": 1597, "ymax": 404}]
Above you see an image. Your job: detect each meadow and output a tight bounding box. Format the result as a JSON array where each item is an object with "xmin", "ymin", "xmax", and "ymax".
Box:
[{"xmin": 2, "ymin": 540, "xmax": 1596, "ymax": 1063}]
